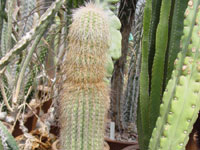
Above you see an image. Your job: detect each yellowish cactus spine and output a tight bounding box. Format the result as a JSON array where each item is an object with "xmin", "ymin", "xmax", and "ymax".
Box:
[{"xmin": 60, "ymin": 3, "xmax": 110, "ymax": 150}]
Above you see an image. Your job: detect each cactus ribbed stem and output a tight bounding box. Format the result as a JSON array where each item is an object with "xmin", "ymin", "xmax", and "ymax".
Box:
[
  {"xmin": 148, "ymin": 1, "xmax": 200, "ymax": 149},
  {"xmin": 60, "ymin": 84, "xmax": 109, "ymax": 150},
  {"xmin": 60, "ymin": 3, "xmax": 110, "ymax": 150}
]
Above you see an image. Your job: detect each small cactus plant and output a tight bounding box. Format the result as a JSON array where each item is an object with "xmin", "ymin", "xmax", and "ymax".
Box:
[{"xmin": 60, "ymin": 3, "xmax": 110, "ymax": 150}]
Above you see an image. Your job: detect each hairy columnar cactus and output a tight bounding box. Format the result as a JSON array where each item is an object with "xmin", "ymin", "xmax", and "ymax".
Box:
[{"xmin": 60, "ymin": 3, "xmax": 110, "ymax": 150}]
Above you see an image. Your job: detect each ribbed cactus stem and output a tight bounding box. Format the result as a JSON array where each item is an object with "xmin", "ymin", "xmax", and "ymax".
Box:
[
  {"xmin": 60, "ymin": 3, "xmax": 110, "ymax": 150},
  {"xmin": 148, "ymin": 1, "xmax": 200, "ymax": 149}
]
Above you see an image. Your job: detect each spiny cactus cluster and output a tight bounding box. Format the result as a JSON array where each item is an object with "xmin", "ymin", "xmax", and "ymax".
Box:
[
  {"xmin": 60, "ymin": 3, "xmax": 110, "ymax": 150},
  {"xmin": 148, "ymin": 1, "xmax": 200, "ymax": 150}
]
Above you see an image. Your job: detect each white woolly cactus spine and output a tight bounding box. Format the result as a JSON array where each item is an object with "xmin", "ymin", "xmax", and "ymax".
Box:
[
  {"xmin": 60, "ymin": 3, "xmax": 110, "ymax": 150},
  {"xmin": 64, "ymin": 3, "xmax": 110, "ymax": 83}
]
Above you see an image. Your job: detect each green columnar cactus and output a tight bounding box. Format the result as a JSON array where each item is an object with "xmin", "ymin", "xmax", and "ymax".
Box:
[
  {"xmin": 0, "ymin": 121, "xmax": 19, "ymax": 150},
  {"xmin": 148, "ymin": 0, "xmax": 200, "ymax": 150},
  {"xmin": 138, "ymin": 0, "xmax": 152, "ymax": 149},
  {"xmin": 165, "ymin": 0, "xmax": 189, "ymax": 83},
  {"xmin": 138, "ymin": 0, "xmax": 189, "ymax": 149},
  {"xmin": 149, "ymin": 0, "xmax": 172, "ymax": 133},
  {"xmin": 60, "ymin": 3, "xmax": 110, "ymax": 150}
]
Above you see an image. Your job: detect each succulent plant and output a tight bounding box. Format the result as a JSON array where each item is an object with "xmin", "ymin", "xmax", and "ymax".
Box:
[
  {"xmin": 60, "ymin": 3, "xmax": 110, "ymax": 150},
  {"xmin": 148, "ymin": 0, "xmax": 200, "ymax": 149},
  {"xmin": 0, "ymin": 0, "xmax": 66, "ymax": 70},
  {"xmin": 137, "ymin": 0, "xmax": 200, "ymax": 149}
]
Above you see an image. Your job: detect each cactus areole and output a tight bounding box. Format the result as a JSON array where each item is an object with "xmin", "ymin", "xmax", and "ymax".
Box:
[{"xmin": 60, "ymin": 3, "xmax": 110, "ymax": 150}]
